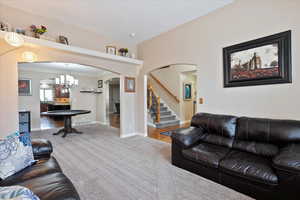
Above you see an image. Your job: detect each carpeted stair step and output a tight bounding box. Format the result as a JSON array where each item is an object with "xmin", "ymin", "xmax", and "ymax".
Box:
[
  {"xmin": 160, "ymin": 115, "xmax": 176, "ymax": 122},
  {"xmin": 151, "ymin": 110, "xmax": 172, "ymax": 117},
  {"xmin": 160, "ymin": 106, "xmax": 168, "ymax": 111},
  {"xmin": 152, "ymin": 106, "xmax": 168, "ymax": 112},
  {"xmin": 155, "ymin": 119, "xmax": 180, "ymax": 128}
]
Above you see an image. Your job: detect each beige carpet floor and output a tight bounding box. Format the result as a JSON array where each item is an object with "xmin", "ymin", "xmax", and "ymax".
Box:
[{"xmin": 31, "ymin": 124, "xmax": 253, "ymax": 200}]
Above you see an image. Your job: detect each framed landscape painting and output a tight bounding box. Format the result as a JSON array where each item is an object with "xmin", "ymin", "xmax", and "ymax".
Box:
[{"xmin": 223, "ymin": 31, "xmax": 292, "ymax": 87}]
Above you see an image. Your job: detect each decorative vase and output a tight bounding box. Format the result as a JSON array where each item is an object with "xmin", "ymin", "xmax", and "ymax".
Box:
[{"xmin": 34, "ymin": 33, "xmax": 40, "ymax": 39}]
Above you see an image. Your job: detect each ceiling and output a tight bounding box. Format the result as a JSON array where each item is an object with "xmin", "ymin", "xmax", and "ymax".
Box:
[
  {"xmin": 0, "ymin": 0, "xmax": 233, "ymax": 45},
  {"xmin": 19, "ymin": 62, "xmax": 114, "ymax": 77}
]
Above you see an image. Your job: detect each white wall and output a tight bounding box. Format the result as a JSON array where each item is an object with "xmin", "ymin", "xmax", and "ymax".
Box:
[
  {"xmin": 0, "ymin": 54, "xmax": 19, "ymax": 134},
  {"xmin": 18, "ymin": 70, "xmax": 102, "ymax": 130},
  {"xmin": 70, "ymin": 76, "xmax": 99, "ymax": 125},
  {"xmin": 137, "ymin": 0, "xmax": 300, "ymax": 128},
  {"xmin": 180, "ymin": 72, "xmax": 197, "ymax": 121}
]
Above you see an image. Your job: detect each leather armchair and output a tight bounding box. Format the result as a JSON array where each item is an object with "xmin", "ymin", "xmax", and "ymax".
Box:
[{"xmin": 32, "ymin": 139, "xmax": 53, "ymax": 159}]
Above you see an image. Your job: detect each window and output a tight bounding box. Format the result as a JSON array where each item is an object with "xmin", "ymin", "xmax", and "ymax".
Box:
[{"xmin": 40, "ymin": 89, "xmax": 54, "ymax": 102}]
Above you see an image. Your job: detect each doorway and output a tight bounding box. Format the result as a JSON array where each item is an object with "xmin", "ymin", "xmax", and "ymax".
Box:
[
  {"xmin": 107, "ymin": 78, "xmax": 120, "ymax": 128},
  {"xmin": 146, "ymin": 64, "xmax": 198, "ymax": 143}
]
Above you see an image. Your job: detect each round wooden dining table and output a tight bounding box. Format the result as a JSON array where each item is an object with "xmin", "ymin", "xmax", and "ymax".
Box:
[{"xmin": 41, "ymin": 110, "xmax": 91, "ymax": 137}]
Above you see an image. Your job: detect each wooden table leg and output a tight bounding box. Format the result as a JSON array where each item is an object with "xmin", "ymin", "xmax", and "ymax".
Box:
[
  {"xmin": 62, "ymin": 116, "xmax": 72, "ymax": 137},
  {"xmin": 61, "ymin": 116, "xmax": 83, "ymax": 137},
  {"xmin": 72, "ymin": 128, "xmax": 83, "ymax": 134}
]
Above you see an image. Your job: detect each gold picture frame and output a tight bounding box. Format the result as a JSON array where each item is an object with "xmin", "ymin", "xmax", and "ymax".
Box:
[
  {"xmin": 124, "ymin": 77, "xmax": 135, "ymax": 93},
  {"xmin": 106, "ymin": 46, "xmax": 117, "ymax": 55}
]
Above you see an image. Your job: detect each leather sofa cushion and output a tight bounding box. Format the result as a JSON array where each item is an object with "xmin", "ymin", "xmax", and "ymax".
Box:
[
  {"xmin": 233, "ymin": 140, "xmax": 279, "ymax": 157},
  {"xmin": 191, "ymin": 113, "xmax": 237, "ymax": 138},
  {"xmin": 202, "ymin": 134, "xmax": 234, "ymax": 148},
  {"xmin": 171, "ymin": 127, "xmax": 206, "ymax": 149},
  {"xmin": 220, "ymin": 150, "xmax": 278, "ymax": 185},
  {"xmin": 13, "ymin": 172, "xmax": 80, "ymax": 200},
  {"xmin": 182, "ymin": 143, "xmax": 230, "ymax": 168},
  {"xmin": 273, "ymin": 144, "xmax": 300, "ymax": 173},
  {"xmin": 0, "ymin": 157, "xmax": 62, "ymax": 186},
  {"xmin": 236, "ymin": 117, "xmax": 300, "ymax": 144}
]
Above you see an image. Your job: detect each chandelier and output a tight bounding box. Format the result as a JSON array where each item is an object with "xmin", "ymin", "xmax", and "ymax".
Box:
[{"xmin": 55, "ymin": 74, "xmax": 79, "ymax": 93}]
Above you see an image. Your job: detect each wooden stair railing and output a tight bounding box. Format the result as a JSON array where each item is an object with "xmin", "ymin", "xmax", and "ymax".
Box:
[
  {"xmin": 149, "ymin": 73, "xmax": 180, "ymax": 103},
  {"xmin": 147, "ymin": 84, "xmax": 161, "ymax": 123}
]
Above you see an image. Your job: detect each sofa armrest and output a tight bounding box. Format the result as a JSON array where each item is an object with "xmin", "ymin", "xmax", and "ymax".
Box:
[
  {"xmin": 171, "ymin": 127, "xmax": 206, "ymax": 149},
  {"xmin": 273, "ymin": 144, "xmax": 300, "ymax": 174},
  {"xmin": 31, "ymin": 139, "xmax": 53, "ymax": 159}
]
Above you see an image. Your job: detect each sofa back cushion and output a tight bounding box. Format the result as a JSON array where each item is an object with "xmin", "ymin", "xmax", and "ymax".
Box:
[
  {"xmin": 191, "ymin": 113, "xmax": 238, "ymax": 148},
  {"xmin": 234, "ymin": 117, "xmax": 300, "ymax": 157},
  {"xmin": 236, "ymin": 117, "xmax": 300, "ymax": 144}
]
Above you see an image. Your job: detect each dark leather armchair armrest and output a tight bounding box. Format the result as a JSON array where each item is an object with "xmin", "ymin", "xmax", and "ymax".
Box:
[
  {"xmin": 171, "ymin": 127, "xmax": 206, "ymax": 149},
  {"xmin": 31, "ymin": 139, "xmax": 53, "ymax": 159},
  {"xmin": 273, "ymin": 144, "xmax": 300, "ymax": 174}
]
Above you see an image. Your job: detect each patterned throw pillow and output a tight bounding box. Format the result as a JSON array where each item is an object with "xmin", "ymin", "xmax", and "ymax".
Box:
[
  {"xmin": 0, "ymin": 132, "xmax": 36, "ymax": 179},
  {"xmin": 0, "ymin": 185, "xmax": 40, "ymax": 200}
]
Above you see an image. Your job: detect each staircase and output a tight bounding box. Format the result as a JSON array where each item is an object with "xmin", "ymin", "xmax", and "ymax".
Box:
[{"xmin": 148, "ymin": 85, "xmax": 180, "ymax": 128}]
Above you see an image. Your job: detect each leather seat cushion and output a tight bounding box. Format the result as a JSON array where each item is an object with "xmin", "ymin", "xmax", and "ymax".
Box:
[
  {"xmin": 13, "ymin": 172, "xmax": 80, "ymax": 200},
  {"xmin": 220, "ymin": 150, "xmax": 278, "ymax": 185},
  {"xmin": 0, "ymin": 157, "xmax": 62, "ymax": 186},
  {"xmin": 182, "ymin": 143, "xmax": 230, "ymax": 168},
  {"xmin": 233, "ymin": 140, "xmax": 279, "ymax": 157}
]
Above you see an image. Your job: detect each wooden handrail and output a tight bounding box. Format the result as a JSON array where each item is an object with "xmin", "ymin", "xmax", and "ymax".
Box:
[
  {"xmin": 147, "ymin": 84, "xmax": 161, "ymax": 123},
  {"xmin": 149, "ymin": 73, "xmax": 180, "ymax": 103},
  {"xmin": 156, "ymin": 96, "xmax": 161, "ymax": 123}
]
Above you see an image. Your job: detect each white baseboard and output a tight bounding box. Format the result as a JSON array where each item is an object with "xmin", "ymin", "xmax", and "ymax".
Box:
[
  {"xmin": 120, "ymin": 132, "xmax": 147, "ymax": 138},
  {"xmin": 98, "ymin": 121, "xmax": 109, "ymax": 125},
  {"xmin": 180, "ymin": 120, "xmax": 191, "ymax": 125},
  {"xmin": 31, "ymin": 127, "xmax": 42, "ymax": 132},
  {"xmin": 73, "ymin": 121, "xmax": 110, "ymax": 126},
  {"xmin": 147, "ymin": 122, "xmax": 156, "ymax": 127},
  {"xmin": 136, "ymin": 132, "xmax": 147, "ymax": 137},
  {"xmin": 120, "ymin": 132, "xmax": 137, "ymax": 138}
]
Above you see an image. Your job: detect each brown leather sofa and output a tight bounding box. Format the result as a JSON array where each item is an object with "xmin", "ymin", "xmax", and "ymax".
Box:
[
  {"xmin": 0, "ymin": 139, "xmax": 80, "ymax": 200},
  {"xmin": 171, "ymin": 113, "xmax": 300, "ymax": 200}
]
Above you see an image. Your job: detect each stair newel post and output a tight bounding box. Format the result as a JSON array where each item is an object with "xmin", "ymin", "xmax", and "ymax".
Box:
[
  {"xmin": 156, "ymin": 96, "xmax": 161, "ymax": 123},
  {"xmin": 149, "ymin": 90, "xmax": 152, "ymax": 109}
]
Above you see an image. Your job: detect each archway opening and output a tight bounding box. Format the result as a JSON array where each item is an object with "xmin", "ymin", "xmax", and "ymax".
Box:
[
  {"xmin": 146, "ymin": 64, "xmax": 199, "ymax": 143},
  {"xmin": 17, "ymin": 61, "xmax": 121, "ymax": 137}
]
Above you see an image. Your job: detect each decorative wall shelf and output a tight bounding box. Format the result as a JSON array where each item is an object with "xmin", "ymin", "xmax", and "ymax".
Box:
[{"xmin": 80, "ymin": 90, "xmax": 102, "ymax": 94}]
